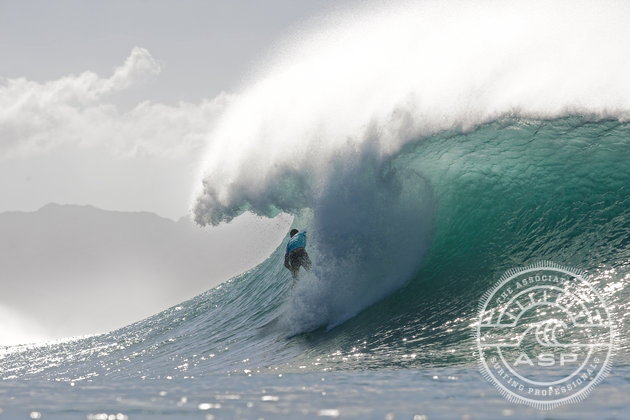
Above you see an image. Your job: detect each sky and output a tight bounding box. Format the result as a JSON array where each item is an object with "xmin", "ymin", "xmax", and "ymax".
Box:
[
  {"xmin": 0, "ymin": 0, "xmax": 357, "ymax": 219},
  {"xmin": 0, "ymin": 0, "xmax": 363, "ymax": 345}
]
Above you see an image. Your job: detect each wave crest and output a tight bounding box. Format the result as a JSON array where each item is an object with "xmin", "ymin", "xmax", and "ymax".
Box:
[{"xmin": 192, "ymin": 0, "xmax": 630, "ymax": 225}]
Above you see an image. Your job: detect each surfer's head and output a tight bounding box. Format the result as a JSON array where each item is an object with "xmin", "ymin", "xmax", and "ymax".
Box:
[{"xmin": 290, "ymin": 229, "xmax": 299, "ymax": 237}]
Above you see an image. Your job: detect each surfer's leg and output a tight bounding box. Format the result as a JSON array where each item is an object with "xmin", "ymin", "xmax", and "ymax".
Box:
[
  {"xmin": 293, "ymin": 248, "xmax": 311, "ymax": 272},
  {"xmin": 302, "ymin": 252, "xmax": 312, "ymax": 271},
  {"xmin": 289, "ymin": 251, "xmax": 301, "ymax": 278}
]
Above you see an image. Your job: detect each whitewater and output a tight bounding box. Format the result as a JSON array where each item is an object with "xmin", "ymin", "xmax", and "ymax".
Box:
[{"xmin": 2, "ymin": 0, "xmax": 630, "ymax": 418}]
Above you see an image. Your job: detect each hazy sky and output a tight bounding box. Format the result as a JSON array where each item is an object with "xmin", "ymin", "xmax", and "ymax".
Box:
[
  {"xmin": 0, "ymin": 0, "xmax": 366, "ymax": 345},
  {"xmin": 0, "ymin": 0, "xmax": 357, "ymax": 219}
]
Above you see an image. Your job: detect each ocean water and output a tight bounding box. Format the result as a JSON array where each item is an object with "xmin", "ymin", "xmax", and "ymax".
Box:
[
  {"xmin": 2, "ymin": 117, "xmax": 629, "ymax": 419},
  {"xmin": 4, "ymin": 1, "xmax": 630, "ymax": 418}
]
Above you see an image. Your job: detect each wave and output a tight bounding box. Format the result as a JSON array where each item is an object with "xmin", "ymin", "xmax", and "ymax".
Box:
[
  {"xmin": 3, "ymin": 116, "xmax": 630, "ymax": 382},
  {"xmin": 3, "ymin": 0, "xmax": 630, "ymax": 382},
  {"xmin": 190, "ymin": 0, "xmax": 630, "ymax": 342}
]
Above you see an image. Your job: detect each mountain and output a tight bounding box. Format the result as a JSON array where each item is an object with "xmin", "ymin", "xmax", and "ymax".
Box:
[{"xmin": 0, "ymin": 203, "xmax": 290, "ymax": 343}]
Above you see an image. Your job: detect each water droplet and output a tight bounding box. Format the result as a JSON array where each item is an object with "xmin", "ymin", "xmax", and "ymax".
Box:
[
  {"xmin": 198, "ymin": 403, "xmax": 221, "ymax": 410},
  {"xmin": 317, "ymin": 408, "xmax": 339, "ymax": 417}
]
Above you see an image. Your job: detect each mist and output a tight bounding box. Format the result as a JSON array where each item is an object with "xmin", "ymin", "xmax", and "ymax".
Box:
[{"xmin": 0, "ymin": 204, "xmax": 291, "ymax": 346}]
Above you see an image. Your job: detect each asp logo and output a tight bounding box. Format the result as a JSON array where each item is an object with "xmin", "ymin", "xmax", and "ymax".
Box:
[{"xmin": 475, "ymin": 262, "xmax": 616, "ymax": 409}]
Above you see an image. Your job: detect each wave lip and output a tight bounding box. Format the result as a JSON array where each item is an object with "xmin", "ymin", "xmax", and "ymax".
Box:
[{"xmin": 193, "ymin": 0, "xmax": 630, "ymax": 225}]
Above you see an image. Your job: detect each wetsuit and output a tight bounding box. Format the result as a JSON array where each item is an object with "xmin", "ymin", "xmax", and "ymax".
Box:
[{"xmin": 284, "ymin": 231, "xmax": 312, "ymax": 280}]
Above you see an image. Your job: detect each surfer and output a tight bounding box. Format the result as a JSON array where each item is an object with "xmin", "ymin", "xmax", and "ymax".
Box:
[{"xmin": 284, "ymin": 229, "xmax": 312, "ymax": 285}]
